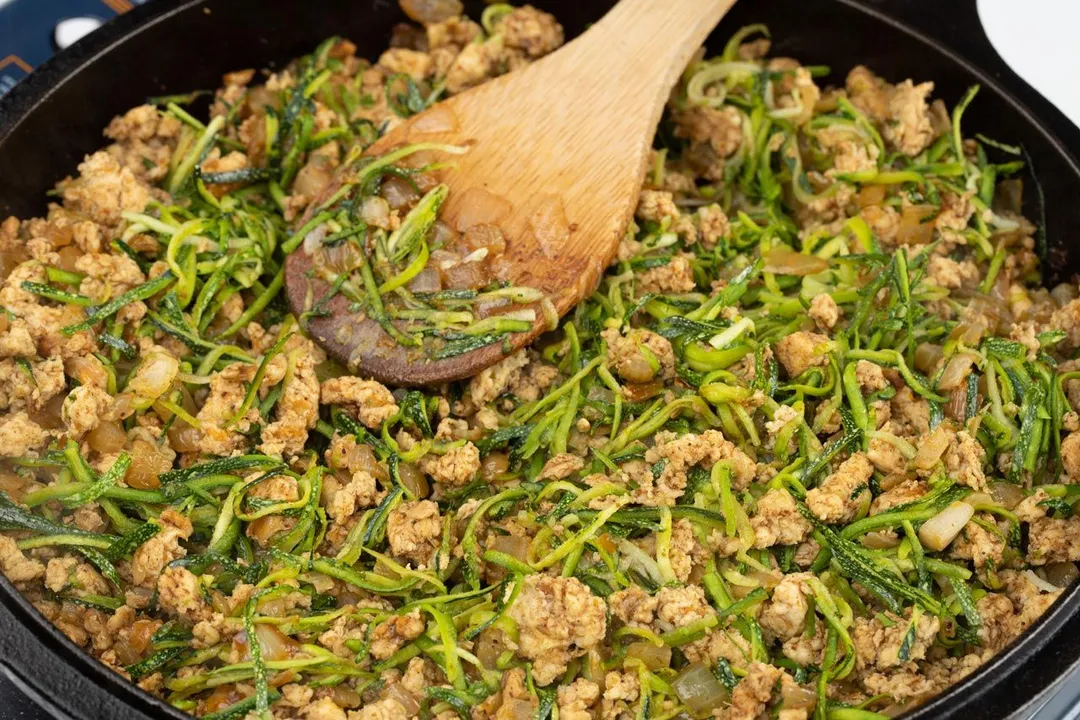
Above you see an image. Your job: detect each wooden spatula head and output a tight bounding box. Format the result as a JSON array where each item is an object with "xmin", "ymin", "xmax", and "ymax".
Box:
[{"xmin": 286, "ymin": 0, "xmax": 736, "ymax": 386}]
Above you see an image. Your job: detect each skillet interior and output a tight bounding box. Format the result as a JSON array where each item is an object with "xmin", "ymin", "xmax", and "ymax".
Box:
[{"xmin": 1, "ymin": 1, "xmax": 1079, "ymax": 718}]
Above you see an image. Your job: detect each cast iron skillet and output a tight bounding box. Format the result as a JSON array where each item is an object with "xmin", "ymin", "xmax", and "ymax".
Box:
[{"xmin": 1, "ymin": 1, "xmax": 1079, "ymax": 718}]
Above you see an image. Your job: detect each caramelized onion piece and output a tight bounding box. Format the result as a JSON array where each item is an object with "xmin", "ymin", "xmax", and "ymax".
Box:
[
  {"xmin": 399, "ymin": 0, "xmax": 463, "ymax": 24},
  {"xmin": 896, "ymin": 204, "xmax": 937, "ymax": 245},
  {"xmin": 763, "ymin": 247, "xmax": 829, "ymax": 276},
  {"xmin": 914, "ymin": 425, "xmax": 950, "ymax": 471},
  {"xmin": 124, "ymin": 439, "xmax": 173, "ymax": 489}
]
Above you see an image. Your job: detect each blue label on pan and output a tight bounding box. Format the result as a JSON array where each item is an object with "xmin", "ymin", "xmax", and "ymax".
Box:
[{"xmin": 0, "ymin": 0, "xmax": 150, "ymax": 96}]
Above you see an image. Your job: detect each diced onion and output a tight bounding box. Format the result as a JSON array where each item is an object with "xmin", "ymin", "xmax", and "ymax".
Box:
[
  {"xmin": 938, "ymin": 353, "xmax": 977, "ymax": 390},
  {"xmin": 625, "ymin": 641, "xmax": 672, "ymax": 670},
  {"xmin": 914, "ymin": 343, "xmax": 943, "ymax": 374},
  {"xmin": 989, "ymin": 481, "xmax": 1025, "ymax": 510},
  {"xmin": 861, "ymin": 531, "xmax": 901, "ymax": 549},
  {"xmin": 672, "ymin": 663, "xmax": 729, "ymax": 716},
  {"xmin": 762, "ymin": 247, "xmax": 829, "ymax": 276},
  {"xmin": 1025, "ymin": 569, "xmax": 1064, "ymax": 594},
  {"xmin": 962, "ymin": 492, "xmax": 994, "ymax": 508},
  {"xmin": 1043, "ymin": 562, "xmax": 1080, "ymax": 589},
  {"xmin": 918, "ymin": 501, "xmax": 974, "ymax": 551},
  {"xmin": 253, "ymin": 624, "xmax": 298, "ymax": 662},
  {"xmin": 453, "ymin": 187, "xmax": 512, "ymax": 232},
  {"xmin": 410, "ymin": 105, "xmax": 459, "ymax": 135},
  {"xmin": 914, "ymin": 425, "xmax": 950, "ymax": 470},
  {"xmin": 897, "ymin": 204, "xmax": 937, "ymax": 245},
  {"xmin": 128, "ymin": 352, "xmax": 180, "ymax": 401},
  {"xmin": 781, "ymin": 682, "xmax": 818, "ymax": 711}
]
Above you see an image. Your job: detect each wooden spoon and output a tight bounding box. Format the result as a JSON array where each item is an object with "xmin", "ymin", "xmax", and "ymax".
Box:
[{"xmin": 285, "ymin": 0, "xmax": 736, "ymax": 386}]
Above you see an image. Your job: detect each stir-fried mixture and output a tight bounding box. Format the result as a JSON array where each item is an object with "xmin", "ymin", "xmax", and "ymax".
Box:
[{"xmin": 2, "ymin": 3, "xmax": 1079, "ymax": 719}]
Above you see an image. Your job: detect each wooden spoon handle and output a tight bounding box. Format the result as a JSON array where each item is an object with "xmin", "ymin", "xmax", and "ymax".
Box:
[{"xmin": 567, "ymin": 0, "xmax": 738, "ymax": 90}]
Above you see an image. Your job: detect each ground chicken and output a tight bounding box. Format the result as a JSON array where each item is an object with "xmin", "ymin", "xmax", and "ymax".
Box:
[
  {"xmin": 639, "ymin": 429, "xmax": 756, "ymax": 505},
  {"xmin": 45, "ymin": 557, "xmax": 110, "ymax": 596},
  {"xmin": 638, "ymin": 253, "xmax": 696, "ymax": 295},
  {"xmin": 0, "ymin": 318, "xmax": 36, "ymax": 358},
  {"xmin": 464, "ymin": 350, "xmax": 530, "ymax": 408},
  {"xmin": 75, "ymin": 252, "xmax": 146, "ymax": 301},
  {"xmin": 1027, "ymin": 515, "xmax": 1080, "ymax": 564},
  {"xmin": 635, "ymin": 189, "xmax": 695, "ymax": 238},
  {"xmin": 1050, "ymin": 299, "xmax": 1080, "ymax": 351},
  {"xmin": 871, "ymin": 478, "xmax": 928, "ymax": 514},
  {"xmin": 942, "ymin": 429, "xmax": 988, "ymax": 491},
  {"xmin": 131, "ymin": 509, "xmax": 192, "ymax": 588},
  {"xmin": 696, "ymin": 204, "xmax": 731, "ymax": 248},
  {"xmin": 808, "ymin": 293, "xmax": 841, "ymax": 331},
  {"xmin": 608, "ymin": 585, "xmax": 658, "ymax": 628},
  {"xmin": 62, "ymin": 151, "xmax": 149, "ymax": 228},
  {"xmin": 884, "ymin": 79, "xmax": 935, "ymax": 156},
  {"xmin": 752, "ymin": 489, "xmax": 812, "ymax": 548},
  {"xmin": 0, "ymin": 412, "xmax": 49, "ymax": 457},
  {"xmin": 720, "ymin": 662, "xmax": 782, "ymax": 720},
  {"xmin": 194, "ymin": 361, "xmax": 264, "ymax": 456},
  {"xmin": 927, "ymin": 256, "xmax": 979, "ymax": 290},
  {"xmin": 498, "ymin": 5, "xmax": 564, "ymax": 57},
  {"xmin": 302, "ymin": 697, "xmax": 347, "ymax": 720},
  {"xmin": 601, "ymin": 671, "xmax": 640, "ymax": 718},
  {"xmin": 806, "ymin": 453, "xmax": 873, "ymax": 524},
  {"xmin": 774, "ymin": 332, "xmax": 832, "ymax": 379},
  {"xmin": 369, "ymin": 609, "xmax": 426, "ymax": 660},
  {"xmin": 856, "ymin": 360, "xmax": 888, "ymax": 393},
  {"xmin": 601, "ymin": 326, "xmax": 675, "ymax": 383},
  {"xmin": 1061, "ymin": 432, "xmax": 1080, "ymax": 480},
  {"xmin": 351, "ymin": 698, "xmax": 408, "ymax": 720},
  {"xmin": 851, "ymin": 611, "xmax": 940, "ymax": 671},
  {"xmin": 0, "ymin": 534, "xmax": 45, "ymax": 583},
  {"xmin": 557, "ymin": 678, "xmax": 599, "ymax": 720},
  {"xmin": 508, "ymin": 575, "xmax": 606, "ymax": 685},
  {"xmin": 759, "ymin": 573, "xmax": 811, "ymax": 641},
  {"xmin": 377, "ymin": 48, "xmax": 433, "ymax": 81},
  {"xmin": 890, "ymin": 386, "xmax": 930, "ymax": 437},
  {"xmin": 418, "ymin": 442, "xmax": 480, "ymax": 486},
  {"xmin": 326, "ymin": 470, "xmax": 382, "ymax": 525},
  {"xmin": 259, "ymin": 336, "xmax": 322, "ymax": 457},
  {"xmin": 950, "ymin": 518, "xmax": 1006, "ymax": 570},
  {"xmin": 538, "ymin": 452, "xmax": 585, "ymax": 481},
  {"xmin": 320, "ymin": 377, "xmax": 399, "ymax": 429},
  {"xmin": 62, "ymin": 384, "xmax": 112, "ymax": 438},
  {"xmin": 387, "ymin": 500, "xmax": 442, "ymax": 568},
  {"xmin": 783, "ymin": 623, "xmax": 826, "ymax": 666},
  {"xmin": 156, "ymin": 566, "xmax": 211, "ymax": 624}
]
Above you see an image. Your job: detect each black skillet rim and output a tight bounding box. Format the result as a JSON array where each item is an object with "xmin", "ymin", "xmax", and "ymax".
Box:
[{"xmin": 0, "ymin": 0, "xmax": 1079, "ymax": 718}]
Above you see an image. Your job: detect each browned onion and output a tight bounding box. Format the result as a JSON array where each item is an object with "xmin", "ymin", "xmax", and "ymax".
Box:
[
  {"xmin": 87, "ymin": 421, "xmax": 127, "ymax": 454},
  {"xmin": 858, "ymin": 185, "xmax": 887, "ymax": 208},
  {"xmin": 481, "ymin": 452, "xmax": 509, "ymax": 482},
  {"xmin": 762, "ymin": 247, "xmax": 829, "ymax": 276},
  {"xmin": 938, "ymin": 353, "xmax": 977, "ymax": 390},
  {"xmin": 253, "ymin": 624, "xmax": 298, "ymax": 662},
  {"xmin": 897, "ymin": 204, "xmax": 937, "ymax": 245},
  {"xmin": 672, "ymin": 663, "xmax": 729, "ymax": 715},
  {"xmin": 914, "ymin": 425, "xmax": 950, "ymax": 470},
  {"xmin": 399, "ymin": 0, "xmax": 463, "ymax": 24},
  {"xmin": 125, "ymin": 439, "xmax": 173, "ymax": 489},
  {"xmin": 913, "ymin": 343, "xmax": 943, "ymax": 374},
  {"xmin": 988, "ymin": 481, "xmax": 1024, "ymax": 510},
  {"xmin": 1044, "ymin": 562, "xmax": 1080, "ymax": 589},
  {"xmin": 625, "ymin": 641, "xmax": 672, "ymax": 670},
  {"xmin": 398, "ymin": 462, "xmax": 429, "ymax": 498}
]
